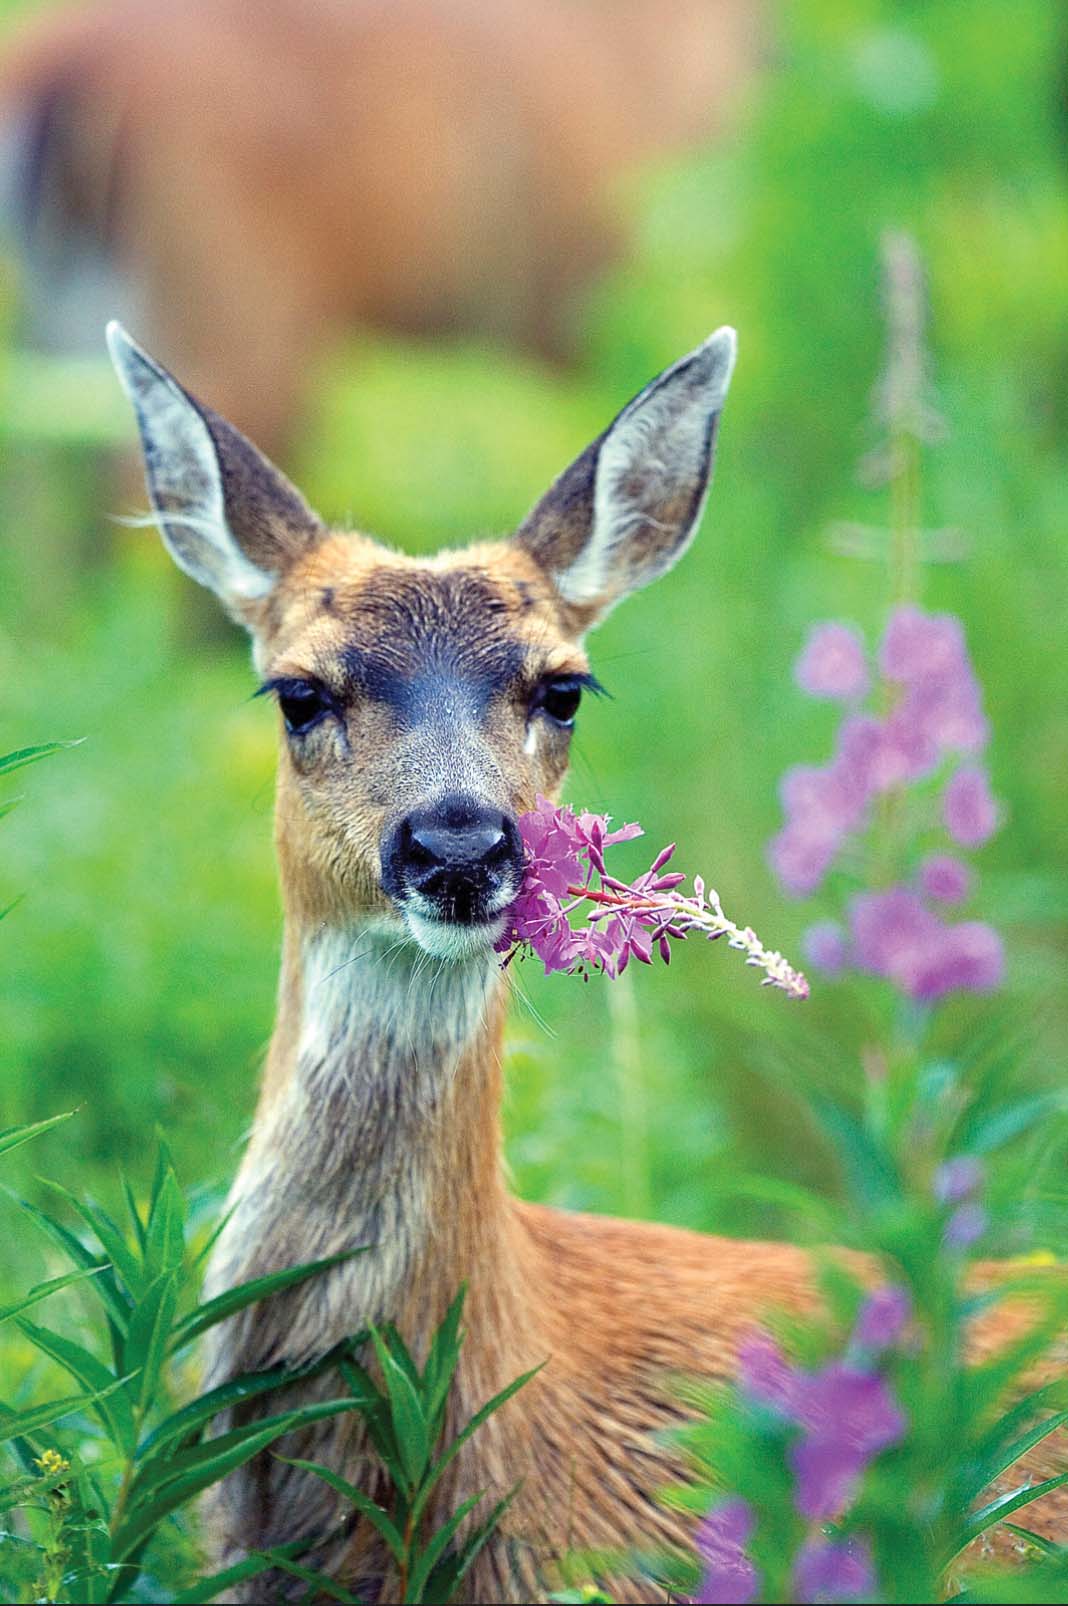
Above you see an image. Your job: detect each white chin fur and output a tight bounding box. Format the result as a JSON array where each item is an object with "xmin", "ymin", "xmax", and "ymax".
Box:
[{"xmin": 405, "ymin": 910, "xmax": 506, "ymax": 961}]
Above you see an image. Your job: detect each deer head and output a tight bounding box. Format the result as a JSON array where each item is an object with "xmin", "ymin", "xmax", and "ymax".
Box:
[{"xmin": 108, "ymin": 322, "xmax": 736, "ymax": 961}]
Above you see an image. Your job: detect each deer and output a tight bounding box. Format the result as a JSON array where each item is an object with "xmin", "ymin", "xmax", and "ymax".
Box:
[
  {"xmin": 3, "ymin": 0, "xmax": 758, "ymax": 455},
  {"xmin": 107, "ymin": 321, "xmax": 1067, "ymax": 1602}
]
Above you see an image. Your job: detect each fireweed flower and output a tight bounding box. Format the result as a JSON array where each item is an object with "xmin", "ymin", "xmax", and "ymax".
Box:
[
  {"xmin": 935, "ymin": 1154, "xmax": 988, "ymax": 1251},
  {"xmin": 793, "ymin": 1536, "xmax": 876, "ymax": 1605},
  {"xmin": 693, "ymin": 1498, "xmax": 760, "ymax": 1606},
  {"xmin": 770, "ymin": 604, "xmax": 1004, "ymax": 1002},
  {"xmin": 499, "ymin": 796, "xmax": 809, "ymax": 1000},
  {"xmin": 739, "ymin": 1292, "xmax": 906, "ymax": 1522},
  {"xmin": 795, "ymin": 622, "xmax": 870, "ymax": 701}
]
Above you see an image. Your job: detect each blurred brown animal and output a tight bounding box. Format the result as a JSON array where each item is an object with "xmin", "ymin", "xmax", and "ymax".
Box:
[
  {"xmin": 1, "ymin": 0, "xmax": 758, "ymax": 456},
  {"xmin": 108, "ymin": 320, "xmax": 1068, "ymax": 1604}
]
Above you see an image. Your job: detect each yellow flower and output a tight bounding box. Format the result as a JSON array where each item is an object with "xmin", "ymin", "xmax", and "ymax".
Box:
[{"xmin": 34, "ymin": 1449, "xmax": 70, "ymax": 1478}]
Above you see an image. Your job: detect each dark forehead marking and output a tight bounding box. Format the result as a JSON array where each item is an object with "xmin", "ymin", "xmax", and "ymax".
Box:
[
  {"xmin": 320, "ymin": 586, "xmax": 336, "ymax": 614},
  {"xmin": 337, "ymin": 567, "xmax": 527, "ymax": 719}
]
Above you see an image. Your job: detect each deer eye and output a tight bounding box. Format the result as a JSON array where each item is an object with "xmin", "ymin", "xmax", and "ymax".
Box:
[
  {"xmin": 274, "ymin": 680, "xmax": 335, "ymax": 736},
  {"xmin": 535, "ymin": 675, "xmax": 585, "ymax": 727}
]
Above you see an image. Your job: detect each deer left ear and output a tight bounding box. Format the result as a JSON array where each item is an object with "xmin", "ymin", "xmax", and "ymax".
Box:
[
  {"xmin": 516, "ymin": 327, "xmax": 737, "ymax": 628},
  {"xmin": 106, "ymin": 321, "xmax": 324, "ymax": 625}
]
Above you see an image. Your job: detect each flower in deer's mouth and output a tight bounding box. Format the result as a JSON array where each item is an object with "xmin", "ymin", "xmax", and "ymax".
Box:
[{"xmin": 498, "ymin": 797, "xmax": 809, "ymax": 999}]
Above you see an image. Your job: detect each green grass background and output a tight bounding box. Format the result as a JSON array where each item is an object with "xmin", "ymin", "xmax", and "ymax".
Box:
[{"xmin": 2, "ymin": 0, "xmax": 1067, "ymax": 1275}]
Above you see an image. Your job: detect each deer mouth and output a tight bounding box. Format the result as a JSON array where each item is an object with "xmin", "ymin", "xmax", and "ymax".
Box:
[{"xmin": 403, "ymin": 905, "xmax": 510, "ymax": 960}]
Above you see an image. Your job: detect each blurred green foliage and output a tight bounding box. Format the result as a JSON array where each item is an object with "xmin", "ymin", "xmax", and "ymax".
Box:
[{"xmin": 2, "ymin": 0, "xmax": 1067, "ymax": 1280}]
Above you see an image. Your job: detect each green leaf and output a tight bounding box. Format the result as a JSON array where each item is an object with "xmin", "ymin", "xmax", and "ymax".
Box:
[
  {"xmin": 407, "ymin": 1489, "xmax": 485, "ymax": 1603},
  {"xmin": 1004, "ymin": 1523, "xmax": 1064, "ymax": 1558},
  {"xmin": 121, "ymin": 1174, "xmax": 148, "ymax": 1256},
  {"xmin": 138, "ymin": 1341, "xmax": 356, "ymax": 1461},
  {"xmin": 0, "ymin": 1111, "xmax": 75, "ymax": 1159},
  {"xmin": 112, "ymin": 1399, "xmax": 365, "ymax": 1560},
  {"xmin": 38, "ymin": 1177, "xmax": 146, "ymax": 1296},
  {"xmin": 277, "ymin": 1456, "xmax": 406, "ymax": 1563},
  {"xmin": 145, "ymin": 1166, "xmax": 187, "ymax": 1279},
  {"xmin": 808, "ymin": 1095, "xmax": 900, "ymax": 1213},
  {"xmin": 172, "ymin": 1249, "xmax": 366, "ymax": 1351},
  {"xmin": 168, "ymin": 1544, "xmax": 310, "ymax": 1604},
  {"xmin": 123, "ymin": 1270, "xmax": 181, "ymax": 1410},
  {"xmin": 373, "ymin": 1328, "xmax": 429, "ymax": 1491},
  {"xmin": 15, "ymin": 1318, "xmax": 135, "ymax": 1453},
  {"xmin": 421, "ymin": 1484, "xmax": 521, "ymax": 1605},
  {"xmin": 251, "ymin": 1550, "xmax": 362, "ymax": 1603},
  {"xmin": 958, "ymin": 1409, "xmax": 1068, "ymax": 1511},
  {"xmin": 411, "ymin": 1366, "xmax": 543, "ymax": 1528},
  {"xmin": 15, "ymin": 1194, "xmax": 131, "ymax": 1333},
  {"xmin": 956, "ymin": 1473, "xmax": 1068, "ymax": 1555},
  {"xmin": 0, "ymin": 1268, "xmax": 102, "ymax": 1327},
  {"xmin": 148, "ymin": 1136, "xmax": 176, "ymax": 1218},
  {"xmin": 379, "ymin": 1322, "xmax": 422, "ymax": 1393},
  {"xmin": 0, "ymin": 740, "xmax": 81, "ymax": 777},
  {"xmin": 339, "ymin": 1354, "xmax": 409, "ymax": 1492},
  {"xmin": 423, "ymin": 1288, "xmax": 466, "ymax": 1432},
  {"xmin": 0, "ymin": 1390, "xmax": 103, "ymax": 1439}
]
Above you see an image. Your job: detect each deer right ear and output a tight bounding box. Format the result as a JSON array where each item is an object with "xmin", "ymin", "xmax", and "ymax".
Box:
[
  {"xmin": 106, "ymin": 322, "xmax": 323, "ymax": 622},
  {"xmin": 516, "ymin": 327, "xmax": 736, "ymax": 630}
]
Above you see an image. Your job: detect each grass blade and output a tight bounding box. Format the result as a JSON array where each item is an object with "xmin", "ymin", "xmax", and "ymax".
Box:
[
  {"xmin": 372, "ymin": 1328, "xmax": 429, "ymax": 1491},
  {"xmin": 168, "ymin": 1544, "xmax": 310, "ymax": 1604},
  {"xmin": 172, "ymin": 1249, "xmax": 366, "ymax": 1350},
  {"xmin": 16, "ymin": 1318, "xmax": 135, "ymax": 1452},
  {"xmin": 277, "ymin": 1456, "xmax": 406, "ymax": 1562},
  {"xmin": 15, "ymin": 1194, "xmax": 131, "ymax": 1332},
  {"xmin": 0, "ymin": 1112, "xmax": 75, "ymax": 1158},
  {"xmin": 112, "ymin": 1400, "xmax": 364, "ymax": 1560},
  {"xmin": 251, "ymin": 1551, "xmax": 362, "ymax": 1604},
  {"xmin": 407, "ymin": 1489, "xmax": 484, "ymax": 1603},
  {"xmin": 137, "ymin": 1341, "xmax": 356, "ymax": 1460},
  {"xmin": 0, "ymin": 1268, "xmax": 102, "ymax": 1327},
  {"xmin": 955, "ymin": 1473, "xmax": 1068, "ymax": 1555},
  {"xmin": 0, "ymin": 740, "xmax": 81, "ymax": 777},
  {"xmin": 411, "ymin": 1366, "xmax": 542, "ymax": 1528}
]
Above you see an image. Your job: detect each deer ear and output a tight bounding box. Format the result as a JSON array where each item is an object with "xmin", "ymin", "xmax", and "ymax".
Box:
[
  {"xmin": 516, "ymin": 327, "xmax": 736, "ymax": 627},
  {"xmin": 106, "ymin": 322, "xmax": 323, "ymax": 621}
]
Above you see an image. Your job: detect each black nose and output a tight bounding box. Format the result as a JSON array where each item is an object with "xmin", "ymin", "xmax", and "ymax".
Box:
[{"xmin": 381, "ymin": 795, "xmax": 523, "ymax": 923}]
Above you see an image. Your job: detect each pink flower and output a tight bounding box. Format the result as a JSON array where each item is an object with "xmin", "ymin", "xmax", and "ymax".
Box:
[
  {"xmin": 503, "ymin": 799, "xmax": 809, "ymax": 999},
  {"xmin": 767, "ymin": 822, "xmax": 839, "ymax": 898},
  {"xmin": 794, "ymin": 1536, "xmax": 876, "ymax": 1605},
  {"xmin": 879, "ymin": 604, "xmax": 967, "ymax": 683},
  {"xmin": 907, "ymin": 920, "xmax": 1003, "ymax": 1001},
  {"xmin": 850, "ymin": 887, "xmax": 1003, "ymax": 1002},
  {"xmin": 943, "ymin": 765, "xmax": 1000, "ymax": 847},
  {"xmin": 693, "ymin": 1498, "xmax": 759, "ymax": 1605},
  {"xmin": 919, "ymin": 853, "xmax": 971, "ymax": 904},
  {"xmin": 795, "ymin": 623, "xmax": 870, "ymax": 701},
  {"xmin": 933, "ymin": 1155, "xmax": 984, "ymax": 1205},
  {"xmin": 789, "ymin": 1364, "xmax": 906, "ymax": 1519},
  {"xmin": 850, "ymin": 887, "xmax": 940, "ymax": 987},
  {"xmin": 903, "ymin": 670, "xmax": 989, "ymax": 755},
  {"xmin": 739, "ymin": 1333, "xmax": 803, "ymax": 1417},
  {"xmin": 852, "ymin": 1284, "xmax": 911, "ymax": 1351},
  {"xmin": 803, "ymin": 921, "xmax": 849, "ymax": 977}
]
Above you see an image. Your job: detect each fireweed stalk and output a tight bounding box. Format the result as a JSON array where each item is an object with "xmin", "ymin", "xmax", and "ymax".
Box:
[
  {"xmin": 768, "ymin": 232, "xmax": 1004, "ymax": 1007},
  {"xmin": 656, "ymin": 237, "xmax": 1064, "ymax": 1606},
  {"xmin": 497, "ymin": 795, "xmax": 809, "ymax": 1001}
]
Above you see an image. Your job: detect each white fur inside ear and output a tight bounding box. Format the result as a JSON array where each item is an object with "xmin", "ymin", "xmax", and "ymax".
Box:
[
  {"xmin": 556, "ymin": 325, "xmax": 737, "ymax": 609},
  {"xmin": 106, "ymin": 321, "xmax": 274, "ymax": 602}
]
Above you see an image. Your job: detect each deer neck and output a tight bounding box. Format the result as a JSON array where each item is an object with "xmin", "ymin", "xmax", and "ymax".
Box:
[{"xmin": 213, "ymin": 919, "xmax": 522, "ymax": 1362}]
